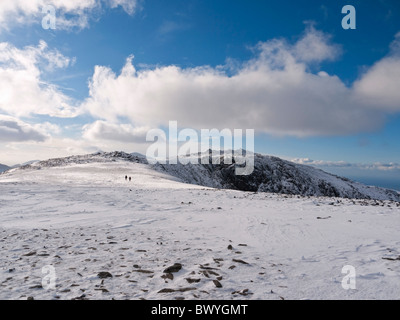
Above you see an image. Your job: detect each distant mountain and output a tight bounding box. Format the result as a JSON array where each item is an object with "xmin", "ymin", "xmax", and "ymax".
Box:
[
  {"xmin": 153, "ymin": 150, "xmax": 400, "ymax": 202},
  {"xmin": 10, "ymin": 160, "xmax": 40, "ymax": 169},
  {"xmin": 0, "ymin": 164, "xmax": 10, "ymax": 173},
  {"xmin": 5, "ymin": 150, "xmax": 400, "ymax": 202}
]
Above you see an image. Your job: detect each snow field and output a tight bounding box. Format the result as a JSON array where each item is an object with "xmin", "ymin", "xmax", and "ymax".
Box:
[{"xmin": 1, "ymin": 162, "xmax": 399, "ymax": 300}]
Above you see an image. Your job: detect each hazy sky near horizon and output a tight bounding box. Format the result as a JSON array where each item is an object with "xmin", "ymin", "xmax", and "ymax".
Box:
[{"xmin": 0, "ymin": 0, "xmax": 399, "ymax": 188}]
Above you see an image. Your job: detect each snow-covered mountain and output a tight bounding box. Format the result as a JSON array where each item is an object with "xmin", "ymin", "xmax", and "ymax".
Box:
[
  {"xmin": 1, "ymin": 150, "xmax": 400, "ymax": 300},
  {"xmin": 4, "ymin": 150, "xmax": 400, "ymax": 201},
  {"xmin": 0, "ymin": 163, "xmax": 10, "ymax": 173},
  {"xmin": 154, "ymin": 151, "xmax": 400, "ymax": 201}
]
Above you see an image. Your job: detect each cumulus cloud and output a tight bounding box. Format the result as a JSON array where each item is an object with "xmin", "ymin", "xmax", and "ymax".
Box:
[
  {"xmin": 0, "ymin": 40, "xmax": 78, "ymax": 118},
  {"xmin": 353, "ymin": 33, "xmax": 400, "ymax": 111},
  {"xmin": 81, "ymin": 26, "xmax": 388, "ymax": 137},
  {"xmin": 2, "ymin": 25, "xmax": 400, "ymax": 160},
  {"xmin": 0, "ymin": 0, "xmax": 139, "ymax": 31},
  {"xmin": 0, "ymin": 115, "xmax": 53, "ymax": 142},
  {"xmin": 82, "ymin": 120, "xmax": 150, "ymax": 143},
  {"xmin": 293, "ymin": 26, "xmax": 342, "ymax": 63}
]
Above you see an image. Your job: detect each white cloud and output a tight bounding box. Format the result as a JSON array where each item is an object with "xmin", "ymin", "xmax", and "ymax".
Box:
[
  {"xmin": 294, "ymin": 26, "xmax": 342, "ymax": 63},
  {"xmin": 107, "ymin": 0, "xmax": 139, "ymax": 15},
  {"xmin": 1, "ymin": 26, "xmax": 400, "ymax": 165},
  {"xmin": 292, "ymin": 158, "xmax": 352, "ymax": 167},
  {"xmin": 353, "ymin": 34, "xmax": 400, "ymax": 111},
  {"xmin": 0, "ymin": 114, "xmax": 52, "ymax": 142},
  {"xmin": 81, "ymin": 27, "xmax": 386, "ymax": 137},
  {"xmin": 371, "ymin": 163, "xmax": 400, "ymax": 171},
  {"xmin": 0, "ymin": 40, "xmax": 78, "ymax": 118},
  {"xmin": 291, "ymin": 158, "xmax": 400, "ymax": 171},
  {"xmin": 82, "ymin": 120, "xmax": 150, "ymax": 143},
  {"xmin": 0, "ymin": 0, "xmax": 139, "ymax": 31}
]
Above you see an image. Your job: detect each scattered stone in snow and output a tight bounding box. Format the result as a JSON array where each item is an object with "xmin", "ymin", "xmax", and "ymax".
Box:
[
  {"xmin": 161, "ymin": 273, "xmax": 174, "ymax": 280},
  {"xmin": 158, "ymin": 288, "xmax": 175, "ymax": 293},
  {"xmin": 163, "ymin": 263, "xmax": 182, "ymax": 273},
  {"xmin": 200, "ymin": 270, "xmax": 210, "ymax": 278},
  {"xmin": 185, "ymin": 278, "xmax": 201, "ymax": 284},
  {"xmin": 37, "ymin": 253, "xmax": 50, "ymax": 257},
  {"xmin": 71, "ymin": 294, "xmax": 87, "ymax": 300},
  {"xmin": 232, "ymin": 259, "xmax": 249, "ymax": 265},
  {"xmin": 213, "ymin": 280, "xmax": 223, "ymax": 288},
  {"xmin": 97, "ymin": 272, "xmax": 113, "ymax": 279},
  {"xmin": 158, "ymin": 287, "xmax": 197, "ymax": 293},
  {"xmin": 382, "ymin": 256, "xmax": 400, "ymax": 261},
  {"xmin": 207, "ymin": 270, "xmax": 220, "ymax": 277},
  {"xmin": 23, "ymin": 251, "xmax": 36, "ymax": 257},
  {"xmin": 199, "ymin": 265, "xmax": 219, "ymax": 270},
  {"xmin": 232, "ymin": 288, "xmax": 251, "ymax": 296},
  {"xmin": 29, "ymin": 285, "xmax": 43, "ymax": 289}
]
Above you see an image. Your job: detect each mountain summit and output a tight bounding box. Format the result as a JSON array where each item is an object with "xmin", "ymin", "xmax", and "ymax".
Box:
[{"xmin": 4, "ymin": 151, "xmax": 399, "ymax": 202}]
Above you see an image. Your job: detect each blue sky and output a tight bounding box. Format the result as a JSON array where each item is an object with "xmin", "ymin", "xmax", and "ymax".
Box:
[{"xmin": 0, "ymin": 0, "xmax": 399, "ymax": 189}]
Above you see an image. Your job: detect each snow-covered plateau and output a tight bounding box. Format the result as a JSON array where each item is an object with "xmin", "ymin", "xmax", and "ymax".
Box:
[{"xmin": 0, "ymin": 151, "xmax": 399, "ymax": 300}]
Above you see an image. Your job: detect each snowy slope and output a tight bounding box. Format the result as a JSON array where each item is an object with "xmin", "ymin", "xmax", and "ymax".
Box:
[
  {"xmin": 154, "ymin": 151, "xmax": 400, "ymax": 201},
  {"xmin": 4, "ymin": 151, "xmax": 399, "ymax": 201},
  {"xmin": 0, "ymin": 158, "xmax": 399, "ymax": 300}
]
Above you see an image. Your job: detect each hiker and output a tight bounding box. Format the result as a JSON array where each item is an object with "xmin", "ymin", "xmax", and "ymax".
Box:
[
  {"xmin": 125, "ymin": 175, "xmax": 128, "ymax": 181},
  {"xmin": 129, "ymin": 177, "xmax": 132, "ymax": 182}
]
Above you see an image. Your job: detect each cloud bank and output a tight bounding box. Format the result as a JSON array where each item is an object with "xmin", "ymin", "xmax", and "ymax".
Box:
[
  {"xmin": 82, "ymin": 120, "xmax": 151, "ymax": 143},
  {"xmin": 0, "ymin": 114, "xmax": 58, "ymax": 142},
  {"xmin": 292, "ymin": 158, "xmax": 400, "ymax": 172},
  {"xmin": 81, "ymin": 26, "xmax": 399, "ymax": 137},
  {"xmin": 1, "ymin": 26, "xmax": 400, "ymax": 164}
]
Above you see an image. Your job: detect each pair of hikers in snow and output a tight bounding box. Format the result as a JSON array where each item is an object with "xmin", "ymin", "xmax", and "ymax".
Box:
[{"xmin": 125, "ymin": 175, "xmax": 132, "ymax": 182}]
